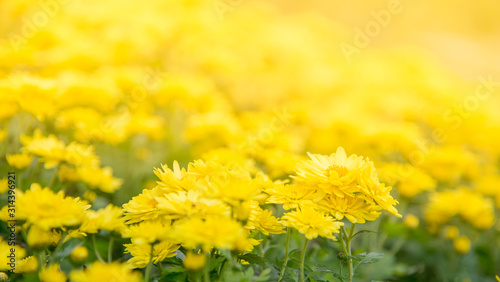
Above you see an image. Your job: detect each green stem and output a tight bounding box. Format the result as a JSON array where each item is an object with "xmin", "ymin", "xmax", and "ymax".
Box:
[
  {"xmin": 203, "ymin": 254, "xmax": 210, "ymax": 282},
  {"xmin": 92, "ymin": 234, "xmax": 105, "ymax": 263},
  {"xmin": 144, "ymin": 244, "xmax": 155, "ymax": 282},
  {"xmin": 156, "ymin": 262, "xmax": 164, "ymax": 276},
  {"xmin": 340, "ymin": 224, "xmax": 356, "ymax": 282},
  {"xmin": 49, "ymin": 232, "xmax": 67, "ymax": 264},
  {"xmin": 279, "ymin": 227, "xmax": 291, "ymax": 281},
  {"xmin": 300, "ymin": 238, "xmax": 309, "ymax": 282},
  {"xmin": 108, "ymin": 236, "xmax": 114, "ymax": 263}
]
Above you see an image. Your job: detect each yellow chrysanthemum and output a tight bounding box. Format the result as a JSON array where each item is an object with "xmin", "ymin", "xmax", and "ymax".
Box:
[
  {"xmin": 293, "ymin": 147, "xmax": 368, "ymax": 198},
  {"xmin": 80, "ymin": 204, "xmax": 126, "ymax": 234},
  {"xmin": 243, "ymin": 201, "xmax": 284, "ymax": 235},
  {"xmin": 0, "ymin": 239, "xmax": 27, "ymax": 272},
  {"xmin": 39, "ymin": 263, "xmax": 67, "ymax": 282},
  {"xmin": 6, "ymin": 153, "xmax": 33, "ymax": 170},
  {"xmin": 17, "ymin": 183, "xmax": 90, "ymax": 230},
  {"xmin": 155, "ymin": 190, "xmax": 229, "ymax": 220},
  {"xmin": 124, "ymin": 240, "xmax": 179, "ymax": 268},
  {"xmin": 70, "ymin": 246, "xmax": 89, "ymax": 263},
  {"xmin": 77, "ymin": 166, "xmax": 122, "ymax": 193},
  {"xmin": 20, "ymin": 129, "xmax": 66, "ymax": 169},
  {"xmin": 170, "ymin": 216, "xmax": 257, "ymax": 252},
  {"xmin": 123, "ymin": 188, "xmax": 165, "ymax": 224},
  {"xmin": 153, "ymin": 161, "xmax": 197, "ymax": 193},
  {"xmin": 205, "ymin": 173, "xmax": 262, "ymax": 206},
  {"xmin": 122, "ymin": 220, "xmax": 171, "ymax": 245},
  {"xmin": 69, "ymin": 261, "xmax": 142, "ymax": 282},
  {"xmin": 281, "ymin": 206, "xmax": 344, "ymax": 240},
  {"xmin": 265, "ymin": 182, "xmax": 321, "ymax": 210},
  {"xmin": 15, "ymin": 256, "xmax": 38, "ymax": 273},
  {"xmin": 27, "ymin": 225, "xmax": 61, "ymax": 248},
  {"xmin": 183, "ymin": 251, "xmax": 207, "ymax": 271},
  {"xmin": 318, "ymin": 194, "xmax": 380, "ymax": 224}
]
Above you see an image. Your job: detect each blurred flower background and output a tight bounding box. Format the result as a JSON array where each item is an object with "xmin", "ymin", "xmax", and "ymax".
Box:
[{"xmin": 1, "ymin": 0, "xmax": 500, "ymax": 281}]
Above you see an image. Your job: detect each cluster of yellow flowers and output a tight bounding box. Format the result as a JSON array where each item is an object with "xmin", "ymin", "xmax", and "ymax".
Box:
[{"xmin": 1, "ymin": 0, "xmax": 500, "ymax": 280}]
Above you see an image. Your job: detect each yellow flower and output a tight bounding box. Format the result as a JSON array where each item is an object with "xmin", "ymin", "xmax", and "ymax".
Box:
[
  {"xmin": 205, "ymin": 173, "xmax": 262, "ymax": 206},
  {"xmin": 0, "ymin": 179, "xmax": 8, "ymax": 194},
  {"xmin": 20, "ymin": 129, "xmax": 66, "ymax": 169},
  {"xmin": 183, "ymin": 252, "xmax": 207, "ymax": 271},
  {"xmin": 39, "ymin": 263, "xmax": 67, "ymax": 282},
  {"xmin": 124, "ymin": 240, "xmax": 179, "ymax": 268},
  {"xmin": 80, "ymin": 204, "xmax": 126, "ymax": 234},
  {"xmin": 170, "ymin": 216, "xmax": 256, "ymax": 252},
  {"xmin": 281, "ymin": 206, "xmax": 344, "ymax": 240},
  {"xmin": 0, "ymin": 129, "xmax": 6, "ymax": 142},
  {"xmin": 357, "ymin": 166, "xmax": 401, "ymax": 218},
  {"xmin": 496, "ymin": 275, "xmax": 500, "ymax": 282},
  {"xmin": 70, "ymin": 246, "xmax": 89, "ymax": 263},
  {"xmin": 27, "ymin": 225, "xmax": 61, "ymax": 248},
  {"xmin": 77, "ymin": 166, "xmax": 122, "ymax": 193},
  {"xmin": 403, "ymin": 214, "xmax": 419, "ymax": 230},
  {"xmin": 15, "ymin": 256, "xmax": 38, "ymax": 273},
  {"xmin": 123, "ymin": 188, "xmax": 163, "ymax": 224},
  {"xmin": 153, "ymin": 161, "xmax": 197, "ymax": 193},
  {"xmin": 156, "ymin": 190, "xmax": 229, "ymax": 220},
  {"xmin": 318, "ymin": 194, "xmax": 380, "ymax": 224},
  {"xmin": 425, "ymin": 187, "xmax": 494, "ymax": 230},
  {"xmin": 0, "ymin": 239, "xmax": 27, "ymax": 272},
  {"xmin": 6, "ymin": 153, "xmax": 33, "ymax": 170},
  {"xmin": 293, "ymin": 147, "xmax": 368, "ymax": 198},
  {"xmin": 69, "ymin": 261, "xmax": 142, "ymax": 282},
  {"xmin": 243, "ymin": 200, "xmax": 284, "ymax": 235},
  {"xmin": 265, "ymin": 182, "xmax": 320, "ymax": 210},
  {"xmin": 65, "ymin": 142, "xmax": 100, "ymax": 168},
  {"xmin": 453, "ymin": 236, "xmax": 471, "ymax": 254},
  {"xmin": 443, "ymin": 225, "xmax": 459, "ymax": 240},
  {"xmin": 122, "ymin": 220, "xmax": 170, "ymax": 245},
  {"xmin": 17, "ymin": 183, "xmax": 90, "ymax": 230}
]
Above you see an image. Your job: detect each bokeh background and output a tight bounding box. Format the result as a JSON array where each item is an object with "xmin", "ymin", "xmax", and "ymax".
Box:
[{"xmin": 1, "ymin": 0, "xmax": 500, "ymax": 281}]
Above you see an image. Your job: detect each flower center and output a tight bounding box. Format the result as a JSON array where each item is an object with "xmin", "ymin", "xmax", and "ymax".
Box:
[{"xmin": 328, "ymin": 164, "xmax": 349, "ymax": 178}]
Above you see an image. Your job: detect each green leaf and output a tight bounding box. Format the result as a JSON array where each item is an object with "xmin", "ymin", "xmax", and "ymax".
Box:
[
  {"xmin": 352, "ymin": 252, "xmax": 384, "ymax": 271},
  {"xmin": 238, "ymin": 254, "xmax": 268, "ymax": 267},
  {"xmin": 351, "ymin": 230, "xmax": 376, "ymax": 239}
]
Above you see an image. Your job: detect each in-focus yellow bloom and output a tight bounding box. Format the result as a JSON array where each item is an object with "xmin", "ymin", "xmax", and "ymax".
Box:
[
  {"xmin": 183, "ymin": 251, "xmax": 207, "ymax": 271},
  {"xmin": 122, "ymin": 220, "xmax": 170, "ymax": 245},
  {"xmin": 6, "ymin": 153, "xmax": 33, "ymax": 170},
  {"xmin": 281, "ymin": 206, "xmax": 344, "ymax": 240},
  {"xmin": 69, "ymin": 261, "xmax": 142, "ymax": 282},
  {"xmin": 39, "ymin": 263, "xmax": 67, "ymax": 282},
  {"xmin": 155, "ymin": 190, "xmax": 229, "ymax": 220},
  {"xmin": 70, "ymin": 246, "xmax": 89, "ymax": 263},
  {"xmin": 293, "ymin": 147, "xmax": 368, "ymax": 198},
  {"xmin": 124, "ymin": 240, "xmax": 179, "ymax": 268},
  {"xmin": 153, "ymin": 161, "xmax": 197, "ymax": 193},
  {"xmin": 123, "ymin": 188, "xmax": 164, "ymax": 224},
  {"xmin": 243, "ymin": 200, "xmax": 284, "ymax": 235},
  {"xmin": 170, "ymin": 216, "xmax": 257, "ymax": 252},
  {"xmin": 318, "ymin": 194, "xmax": 380, "ymax": 224},
  {"xmin": 17, "ymin": 183, "xmax": 90, "ymax": 230},
  {"xmin": 265, "ymin": 183, "xmax": 320, "ymax": 210},
  {"xmin": 453, "ymin": 236, "xmax": 471, "ymax": 254}
]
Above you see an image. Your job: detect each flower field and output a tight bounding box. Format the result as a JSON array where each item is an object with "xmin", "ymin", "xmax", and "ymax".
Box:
[{"xmin": 1, "ymin": 0, "xmax": 500, "ymax": 281}]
